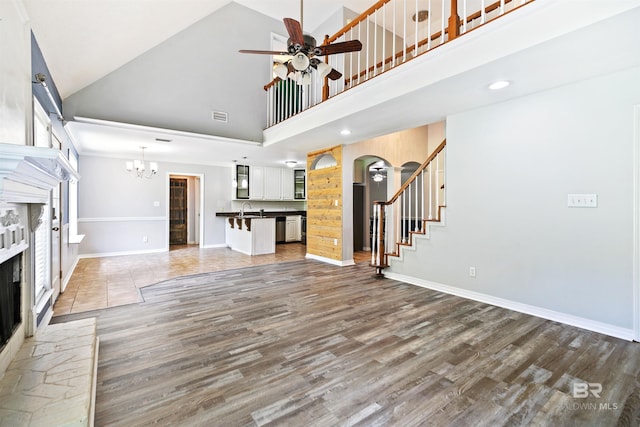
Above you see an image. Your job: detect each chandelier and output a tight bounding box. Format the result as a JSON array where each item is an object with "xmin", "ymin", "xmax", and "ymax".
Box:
[{"xmin": 126, "ymin": 146, "xmax": 158, "ymax": 179}]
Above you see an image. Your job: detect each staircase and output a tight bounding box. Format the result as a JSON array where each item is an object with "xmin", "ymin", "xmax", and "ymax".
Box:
[{"xmin": 371, "ymin": 140, "xmax": 446, "ymax": 275}]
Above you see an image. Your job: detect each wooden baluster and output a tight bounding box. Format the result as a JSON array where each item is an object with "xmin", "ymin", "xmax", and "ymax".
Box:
[
  {"xmin": 448, "ymin": 0, "xmax": 461, "ymax": 41},
  {"xmin": 322, "ymin": 35, "xmax": 330, "ymax": 101}
]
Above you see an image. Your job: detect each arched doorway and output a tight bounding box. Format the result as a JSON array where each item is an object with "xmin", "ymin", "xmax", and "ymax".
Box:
[{"xmin": 353, "ymin": 156, "xmax": 391, "ymax": 252}]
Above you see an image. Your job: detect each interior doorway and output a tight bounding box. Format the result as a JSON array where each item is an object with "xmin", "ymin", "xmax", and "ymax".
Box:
[
  {"xmin": 353, "ymin": 156, "xmax": 391, "ymax": 252},
  {"xmin": 169, "ymin": 178, "xmax": 188, "ymax": 245},
  {"xmin": 167, "ymin": 173, "xmax": 204, "ymax": 248}
]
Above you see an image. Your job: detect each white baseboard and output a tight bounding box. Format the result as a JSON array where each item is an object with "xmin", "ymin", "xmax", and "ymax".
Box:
[
  {"xmin": 79, "ymin": 248, "xmax": 168, "ymax": 259},
  {"xmin": 61, "ymin": 256, "xmax": 79, "ymax": 293},
  {"xmin": 200, "ymin": 243, "xmax": 227, "ymax": 249},
  {"xmin": 305, "ymin": 253, "xmax": 355, "ymax": 267},
  {"xmin": 384, "ymin": 271, "xmax": 634, "ymax": 341}
]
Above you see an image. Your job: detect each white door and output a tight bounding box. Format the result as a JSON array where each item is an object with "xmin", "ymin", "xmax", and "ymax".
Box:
[{"xmin": 51, "ymin": 183, "xmax": 61, "ymax": 302}]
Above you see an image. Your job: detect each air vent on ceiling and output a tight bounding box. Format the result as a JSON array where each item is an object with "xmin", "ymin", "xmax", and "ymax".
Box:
[
  {"xmin": 155, "ymin": 138, "xmax": 172, "ymax": 143},
  {"xmin": 212, "ymin": 110, "xmax": 228, "ymax": 123}
]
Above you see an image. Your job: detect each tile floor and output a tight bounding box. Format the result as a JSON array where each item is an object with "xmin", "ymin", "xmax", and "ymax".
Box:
[{"xmin": 54, "ymin": 244, "xmax": 371, "ymax": 316}]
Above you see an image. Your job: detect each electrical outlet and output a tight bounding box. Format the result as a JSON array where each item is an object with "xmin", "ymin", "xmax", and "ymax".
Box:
[
  {"xmin": 469, "ymin": 267, "xmax": 476, "ymax": 278},
  {"xmin": 334, "ymin": 238, "xmax": 338, "ymax": 246},
  {"xmin": 142, "ymin": 236, "xmax": 148, "ymax": 243}
]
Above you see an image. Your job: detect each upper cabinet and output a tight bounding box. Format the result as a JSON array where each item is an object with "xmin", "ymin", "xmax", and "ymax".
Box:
[
  {"xmin": 294, "ymin": 169, "xmax": 306, "ymax": 200},
  {"xmin": 281, "ymin": 168, "xmax": 294, "ymax": 200},
  {"xmin": 264, "ymin": 167, "xmax": 282, "ymax": 200},
  {"xmin": 236, "ymin": 164, "xmax": 250, "ymax": 199},
  {"xmin": 244, "ymin": 166, "xmax": 302, "ymax": 201},
  {"xmin": 249, "ymin": 166, "xmax": 264, "ymax": 200}
]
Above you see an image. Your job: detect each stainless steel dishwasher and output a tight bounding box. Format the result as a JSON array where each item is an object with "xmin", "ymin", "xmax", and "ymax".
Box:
[{"xmin": 275, "ymin": 216, "xmax": 286, "ymax": 243}]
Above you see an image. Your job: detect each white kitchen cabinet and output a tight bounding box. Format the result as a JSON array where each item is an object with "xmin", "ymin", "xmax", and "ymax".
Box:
[
  {"xmin": 264, "ymin": 167, "xmax": 281, "ymax": 200},
  {"xmin": 249, "ymin": 166, "xmax": 264, "ymax": 200},
  {"xmin": 248, "ymin": 166, "xmax": 301, "ymax": 201},
  {"xmin": 285, "ymin": 215, "xmax": 301, "ymax": 242},
  {"xmin": 281, "ymin": 168, "xmax": 294, "ymax": 200}
]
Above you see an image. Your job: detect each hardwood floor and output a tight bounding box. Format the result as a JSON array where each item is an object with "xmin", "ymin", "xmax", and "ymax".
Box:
[
  {"xmin": 53, "ymin": 260, "xmax": 640, "ymax": 426},
  {"xmin": 54, "ymin": 243, "xmax": 311, "ymax": 315}
]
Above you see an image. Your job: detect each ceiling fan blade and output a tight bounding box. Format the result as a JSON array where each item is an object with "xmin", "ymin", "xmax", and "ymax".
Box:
[
  {"xmin": 316, "ymin": 40, "xmax": 363, "ymax": 56},
  {"xmin": 283, "ymin": 18, "xmax": 305, "ymax": 47},
  {"xmin": 239, "ymin": 49, "xmax": 291, "ymax": 55},
  {"xmin": 327, "ymin": 69, "xmax": 342, "ymax": 80}
]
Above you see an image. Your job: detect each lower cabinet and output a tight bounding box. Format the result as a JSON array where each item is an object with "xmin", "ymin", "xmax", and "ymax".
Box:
[{"xmin": 285, "ymin": 215, "xmax": 301, "ymax": 242}]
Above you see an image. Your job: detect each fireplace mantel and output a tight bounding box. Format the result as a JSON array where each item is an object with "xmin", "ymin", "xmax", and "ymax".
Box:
[{"xmin": 0, "ymin": 143, "xmax": 80, "ymax": 204}]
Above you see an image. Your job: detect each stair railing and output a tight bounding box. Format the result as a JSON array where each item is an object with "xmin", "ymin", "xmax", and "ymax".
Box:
[
  {"xmin": 371, "ymin": 139, "xmax": 446, "ymax": 275},
  {"xmin": 264, "ymin": 0, "xmax": 534, "ymax": 127}
]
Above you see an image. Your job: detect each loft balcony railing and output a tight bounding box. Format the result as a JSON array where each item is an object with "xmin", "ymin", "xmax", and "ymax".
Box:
[{"xmin": 264, "ymin": 0, "xmax": 535, "ymax": 127}]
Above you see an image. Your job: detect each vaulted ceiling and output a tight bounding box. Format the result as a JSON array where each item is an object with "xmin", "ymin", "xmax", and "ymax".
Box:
[
  {"xmin": 22, "ymin": 1, "xmax": 640, "ymax": 167},
  {"xmin": 24, "ymin": 0, "xmax": 375, "ymax": 99}
]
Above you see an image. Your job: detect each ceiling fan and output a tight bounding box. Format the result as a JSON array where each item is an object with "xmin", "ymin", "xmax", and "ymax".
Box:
[{"xmin": 239, "ymin": 1, "xmax": 362, "ymax": 85}]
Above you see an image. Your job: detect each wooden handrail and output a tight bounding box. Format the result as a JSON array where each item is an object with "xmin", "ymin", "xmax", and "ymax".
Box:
[
  {"xmin": 326, "ymin": 0, "xmax": 391, "ymax": 45},
  {"xmin": 264, "ymin": 78, "xmax": 281, "ymax": 91},
  {"xmin": 385, "ymin": 139, "xmax": 446, "ymax": 205},
  {"xmin": 345, "ymin": 28, "xmax": 447, "ymax": 86},
  {"xmin": 344, "ymin": 0, "xmax": 528, "ymax": 86}
]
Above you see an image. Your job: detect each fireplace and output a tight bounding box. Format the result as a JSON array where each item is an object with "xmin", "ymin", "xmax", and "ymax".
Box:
[
  {"xmin": 0, "ymin": 253, "xmax": 21, "ymax": 350},
  {"xmin": 0, "ymin": 143, "xmax": 79, "ymax": 376}
]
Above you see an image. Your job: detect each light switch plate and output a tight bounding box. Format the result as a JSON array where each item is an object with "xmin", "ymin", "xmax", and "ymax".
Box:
[{"xmin": 568, "ymin": 194, "xmax": 597, "ymax": 208}]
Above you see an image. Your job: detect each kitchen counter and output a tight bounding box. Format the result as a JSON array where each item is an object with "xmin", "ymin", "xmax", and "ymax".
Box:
[
  {"xmin": 225, "ymin": 216, "xmax": 275, "ymax": 255},
  {"xmin": 216, "ymin": 210, "xmax": 306, "ymax": 218}
]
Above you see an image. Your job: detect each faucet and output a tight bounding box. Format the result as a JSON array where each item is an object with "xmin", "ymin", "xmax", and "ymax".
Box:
[{"xmin": 240, "ymin": 202, "xmax": 252, "ymax": 217}]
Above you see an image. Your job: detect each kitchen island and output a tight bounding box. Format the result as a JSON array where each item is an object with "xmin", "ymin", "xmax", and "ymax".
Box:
[{"xmin": 225, "ymin": 216, "xmax": 275, "ymax": 255}]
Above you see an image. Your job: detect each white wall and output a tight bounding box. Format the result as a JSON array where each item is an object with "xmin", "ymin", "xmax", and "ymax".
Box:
[
  {"xmin": 78, "ymin": 156, "xmax": 231, "ymax": 255},
  {"xmin": 387, "ymin": 66, "xmax": 640, "ymax": 333},
  {"xmin": 0, "ymin": 0, "xmax": 29, "ymax": 145}
]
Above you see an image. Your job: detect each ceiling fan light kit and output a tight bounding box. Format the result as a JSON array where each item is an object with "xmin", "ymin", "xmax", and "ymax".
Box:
[
  {"xmin": 273, "ymin": 62, "xmax": 288, "ymax": 80},
  {"xmin": 291, "ymin": 52, "xmax": 310, "ymax": 71},
  {"xmin": 315, "ymin": 61, "xmax": 331, "ymax": 78},
  {"xmin": 239, "ymin": 1, "xmax": 362, "ymax": 86}
]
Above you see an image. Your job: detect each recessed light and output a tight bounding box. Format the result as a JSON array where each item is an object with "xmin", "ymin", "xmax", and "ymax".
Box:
[
  {"xmin": 340, "ymin": 129, "xmax": 351, "ymax": 135},
  {"xmin": 489, "ymin": 80, "xmax": 510, "ymax": 90}
]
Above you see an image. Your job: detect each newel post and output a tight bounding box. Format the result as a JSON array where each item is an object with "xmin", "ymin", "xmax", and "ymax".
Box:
[
  {"xmin": 372, "ymin": 201, "xmax": 387, "ymax": 276},
  {"xmin": 322, "ymin": 35, "xmax": 330, "ymax": 101},
  {"xmin": 448, "ymin": 0, "xmax": 461, "ymax": 41}
]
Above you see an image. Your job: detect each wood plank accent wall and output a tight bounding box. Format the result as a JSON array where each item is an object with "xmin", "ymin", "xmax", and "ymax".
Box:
[{"xmin": 307, "ymin": 145, "xmax": 343, "ymax": 261}]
